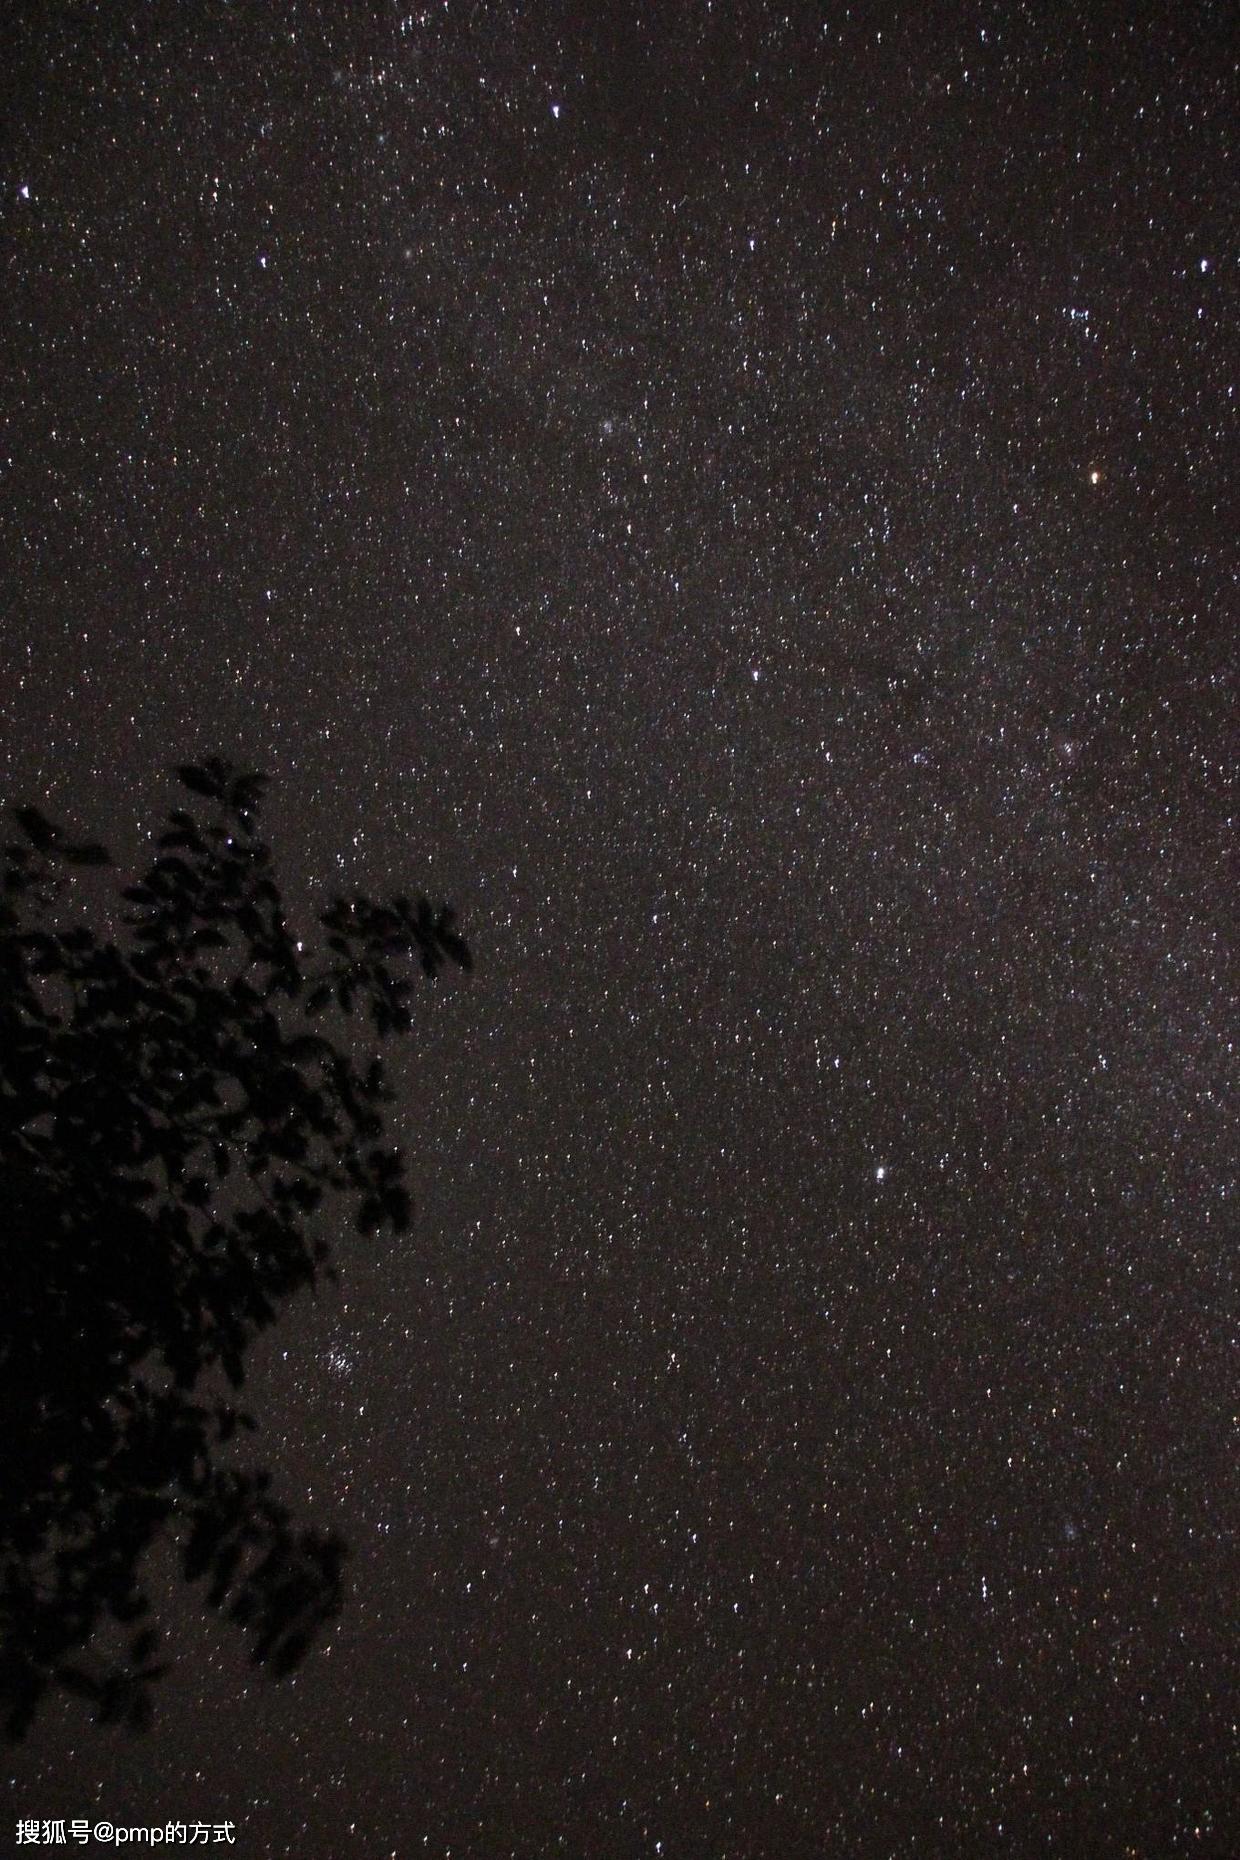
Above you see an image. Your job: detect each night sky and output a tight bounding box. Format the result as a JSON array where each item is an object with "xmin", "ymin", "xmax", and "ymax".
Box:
[{"xmin": 2, "ymin": 3, "xmax": 1236, "ymax": 1855}]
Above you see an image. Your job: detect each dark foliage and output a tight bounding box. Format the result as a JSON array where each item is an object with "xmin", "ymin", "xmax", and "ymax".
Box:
[{"xmin": 0, "ymin": 759, "xmax": 470, "ymax": 1738}]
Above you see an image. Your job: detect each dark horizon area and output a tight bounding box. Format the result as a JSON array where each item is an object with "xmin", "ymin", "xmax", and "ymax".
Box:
[{"xmin": 2, "ymin": 2, "xmax": 1235, "ymax": 1855}]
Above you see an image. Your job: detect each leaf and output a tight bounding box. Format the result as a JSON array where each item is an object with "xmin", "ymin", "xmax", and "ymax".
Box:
[
  {"xmin": 384, "ymin": 1186, "xmax": 412, "ymax": 1231},
  {"xmin": 13, "ymin": 805, "xmax": 58, "ymax": 850},
  {"xmin": 54, "ymin": 1666, "xmax": 101, "ymax": 1703},
  {"xmin": 129, "ymin": 1628, "xmax": 159, "ymax": 1665},
  {"xmin": 267, "ymin": 1631, "xmax": 312, "ymax": 1678},
  {"xmin": 176, "ymin": 764, "xmax": 223, "ymax": 799}
]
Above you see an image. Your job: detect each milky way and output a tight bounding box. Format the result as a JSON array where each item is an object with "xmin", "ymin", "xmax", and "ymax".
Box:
[{"xmin": 2, "ymin": 3, "xmax": 1235, "ymax": 1854}]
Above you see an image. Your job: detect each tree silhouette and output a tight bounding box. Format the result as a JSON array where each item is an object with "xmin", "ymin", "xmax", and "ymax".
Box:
[{"xmin": 0, "ymin": 758, "xmax": 470, "ymax": 1739}]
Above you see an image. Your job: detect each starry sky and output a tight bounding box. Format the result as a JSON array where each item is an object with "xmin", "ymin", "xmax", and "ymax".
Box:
[{"xmin": 2, "ymin": 2, "xmax": 1236, "ymax": 1855}]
